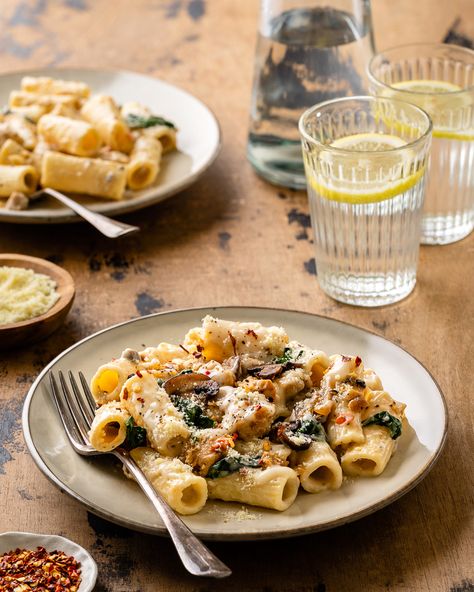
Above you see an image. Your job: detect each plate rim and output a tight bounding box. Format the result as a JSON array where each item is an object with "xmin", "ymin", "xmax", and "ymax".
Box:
[
  {"xmin": 21, "ymin": 305, "xmax": 448, "ymax": 540},
  {"xmin": 0, "ymin": 66, "xmax": 222, "ymax": 224}
]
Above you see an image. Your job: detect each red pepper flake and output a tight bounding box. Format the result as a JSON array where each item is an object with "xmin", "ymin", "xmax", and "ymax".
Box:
[
  {"xmin": 228, "ymin": 331, "xmax": 237, "ymax": 355},
  {"xmin": 335, "ymin": 414, "xmax": 354, "ymax": 425},
  {"xmin": 196, "ymin": 344, "xmax": 204, "ymax": 352},
  {"xmin": 137, "ymin": 397, "xmax": 145, "ymax": 404},
  {"xmin": 0, "ymin": 546, "xmax": 82, "ymax": 591},
  {"xmin": 232, "ymin": 433, "xmax": 239, "ymax": 441},
  {"xmin": 246, "ymin": 329, "xmax": 258, "ymax": 339},
  {"xmin": 136, "ymin": 370, "xmax": 143, "ymax": 378},
  {"xmin": 123, "ymin": 388, "xmax": 129, "ymax": 400},
  {"xmin": 355, "ymin": 356, "xmax": 362, "ymax": 367}
]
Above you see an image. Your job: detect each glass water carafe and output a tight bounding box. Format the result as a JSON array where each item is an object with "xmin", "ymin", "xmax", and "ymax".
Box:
[{"xmin": 247, "ymin": 0, "xmax": 375, "ymax": 189}]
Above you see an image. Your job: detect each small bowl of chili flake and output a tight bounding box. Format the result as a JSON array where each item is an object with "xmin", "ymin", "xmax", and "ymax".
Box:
[{"xmin": 0, "ymin": 532, "xmax": 97, "ymax": 591}]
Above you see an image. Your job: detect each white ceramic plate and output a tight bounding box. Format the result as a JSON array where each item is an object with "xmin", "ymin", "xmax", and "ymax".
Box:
[
  {"xmin": 0, "ymin": 531, "xmax": 97, "ymax": 591},
  {"xmin": 22, "ymin": 307, "xmax": 447, "ymax": 541},
  {"xmin": 0, "ymin": 68, "xmax": 221, "ymax": 224}
]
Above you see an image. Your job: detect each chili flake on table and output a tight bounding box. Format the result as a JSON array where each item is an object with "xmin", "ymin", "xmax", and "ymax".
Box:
[{"xmin": 0, "ymin": 546, "xmax": 81, "ymax": 591}]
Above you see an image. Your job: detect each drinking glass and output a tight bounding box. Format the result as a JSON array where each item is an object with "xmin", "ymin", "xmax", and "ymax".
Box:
[
  {"xmin": 368, "ymin": 43, "xmax": 474, "ymax": 245},
  {"xmin": 247, "ymin": 0, "xmax": 375, "ymax": 189},
  {"xmin": 299, "ymin": 96, "xmax": 432, "ymax": 307}
]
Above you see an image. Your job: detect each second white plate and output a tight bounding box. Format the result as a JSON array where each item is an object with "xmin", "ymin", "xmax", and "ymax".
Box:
[
  {"xmin": 22, "ymin": 307, "xmax": 447, "ymax": 540},
  {"xmin": 0, "ymin": 68, "xmax": 221, "ymax": 223}
]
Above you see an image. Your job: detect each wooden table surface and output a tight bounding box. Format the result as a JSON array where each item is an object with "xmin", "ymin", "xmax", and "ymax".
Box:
[{"xmin": 0, "ymin": 1, "xmax": 473, "ymax": 591}]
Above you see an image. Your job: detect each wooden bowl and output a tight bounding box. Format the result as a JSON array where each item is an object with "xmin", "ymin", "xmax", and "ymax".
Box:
[{"xmin": 0, "ymin": 254, "xmax": 75, "ymax": 349}]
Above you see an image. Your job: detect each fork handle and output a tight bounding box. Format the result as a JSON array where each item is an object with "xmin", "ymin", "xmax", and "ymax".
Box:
[
  {"xmin": 42, "ymin": 188, "xmax": 140, "ymax": 238},
  {"xmin": 113, "ymin": 449, "xmax": 231, "ymax": 578}
]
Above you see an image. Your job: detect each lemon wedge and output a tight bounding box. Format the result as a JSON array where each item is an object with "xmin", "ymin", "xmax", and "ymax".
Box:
[
  {"xmin": 391, "ymin": 80, "xmax": 473, "ymax": 140},
  {"xmin": 308, "ymin": 132, "xmax": 424, "ymax": 205}
]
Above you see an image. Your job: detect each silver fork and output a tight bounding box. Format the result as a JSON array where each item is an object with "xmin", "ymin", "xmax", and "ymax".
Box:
[
  {"xmin": 31, "ymin": 188, "xmax": 140, "ymax": 238},
  {"xmin": 49, "ymin": 370, "xmax": 231, "ymax": 578}
]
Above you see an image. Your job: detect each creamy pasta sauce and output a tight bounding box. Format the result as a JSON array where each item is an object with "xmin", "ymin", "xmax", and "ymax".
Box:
[{"xmin": 0, "ymin": 265, "xmax": 59, "ymax": 325}]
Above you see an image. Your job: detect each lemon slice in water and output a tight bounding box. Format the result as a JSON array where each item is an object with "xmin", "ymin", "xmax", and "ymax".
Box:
[
  {"xmin": 392, "ymin": 80, "xmax": 462, "ymax": 94},
  {"xmin": 391, "ymin": 80, "xmax": 473, "ymax": 140},
  {"xmin": 308, "ymin": 132, "xmax": 424, "ymax": 205},
  {"xmin": 331, "ymin": 132, "xmax": 407, "ymax": 151}
]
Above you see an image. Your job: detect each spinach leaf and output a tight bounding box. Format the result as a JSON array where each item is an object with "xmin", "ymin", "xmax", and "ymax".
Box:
[
  {"xmin": 125, "ymin": 113, "xmax": 176, "ymax": 130},
  {"xmin": 207, "ymin": 454, "xmax": 261, "ymax": 479},
  {"xmin": 274, "ymin": 347, "xmax": 304, "ymax": 364},
  {"xmin": 124, "ymin": 417, "xmax": 147, "ymax": 449},
  {"xmin": 296, "ymin": 416, "xmax": 326, "ymax": 442},
  {"xmin": 171, "ymin": 396, "xmax": 215, "ymax": 429},
  {"xmin": 362, "ymin": 411, "xmax": 402, "ymax": 440}
]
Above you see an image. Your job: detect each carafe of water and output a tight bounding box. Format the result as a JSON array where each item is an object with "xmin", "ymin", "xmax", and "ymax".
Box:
[{"xmin": 247, "ymin": 0, "xmax": 375, "ymax": 189}]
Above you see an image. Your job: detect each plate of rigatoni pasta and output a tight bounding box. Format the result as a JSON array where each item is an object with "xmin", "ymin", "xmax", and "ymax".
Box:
[
  {"xmin": 0, "ymin": 68, "xmax": 220, "ymax": 223},
  {"xmin": 22, "ymin": 307, "xmax": 447, "ymax": 540}
]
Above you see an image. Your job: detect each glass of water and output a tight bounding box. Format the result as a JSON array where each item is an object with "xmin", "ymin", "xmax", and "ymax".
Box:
[
  {"xmin": 368, "ymin": 43, "xmax": 474, "ymax": 245},
  {"xmin": 247, "ymin": 0, "xmax": 375, "ymax": 189},
  {"xmin": 299, "ymin": 96, "xmax": 432, "ymax": 307}
]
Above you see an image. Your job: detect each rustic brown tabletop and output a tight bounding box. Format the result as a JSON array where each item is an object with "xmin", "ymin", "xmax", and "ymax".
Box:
[{"xmin": 0, "ymin": 1, "xmax": 473, "ymax": 591}]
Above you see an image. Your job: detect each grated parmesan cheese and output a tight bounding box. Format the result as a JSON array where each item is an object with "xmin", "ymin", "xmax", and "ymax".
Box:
[{"xmin": 0, "ymin": 265, "xmax": 59, "ymax": 325}]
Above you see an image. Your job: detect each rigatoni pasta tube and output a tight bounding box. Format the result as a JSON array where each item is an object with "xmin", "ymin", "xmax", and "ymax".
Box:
[
  {"xmin": 120, "ymin": 101, "xmax": 150, "ymax": 119},
  {"xmin": 0, "ymin": 165, "xmax": 38, "ymax": 196},
  {"xmin": 207, "ymin": 466, "xmax": 299, "ymax": 511},
  {"xmin": 88, "ymin": 402, "xmax": 130, "ymax": 452},
  {"xmin": 9, "ymin": 90, "xmax": 79, "ymax": 111},
  {"xmin": 81, "ymin": 94, "xmax": 133, "ymax": 153},
  {"xmin": 326, "ymin": 405, "xmax": 365, "ymax": 448},
  {"xmin": 0, "ymin": 139, "xmax": 32, "ymax": 166},
  {"xmin": 41, "ymin": 151, "xmax": 126, "ymax": 200},
  {"xmin": 38, "ymin": 114, "xmax": 101, "ymax": 157},
  {"xmin": 184, "ymin": 315, "xmax": 289, "ymax": 362},
  {"xmin": 21, "ymin": 76, "xmax": 90, "ymax": 98},
  {"xmin": 144, "ymin": 125, "xmax": 177, "ymax": 154},
  {"xmin": 90, "ymin": 356, "xmax": 139, "ymax": 404},
  {"xmin": 0, "ymin": 114, "xmax": 37, "ymax": 150},
  {"xmin": 9, "ymin": 104, "xmax": 47, "ymax": 123},
  {"xmin": 126, "ymin": 135, "xmax": 162, "ymax": 190},
  {"xmin": 340, "ymin": 424, "xmax": 396, "ymax": 477},
  {"xmin": 130, "ymin": 447, "xmax": 207, "ymax": 515},
  {"xmin": 291, "ymin": 441, "xmax": 342, "ymax": 493},
  {"xmin": 121, "ymin": 371, "xmax": 190, "ymax": 457}
]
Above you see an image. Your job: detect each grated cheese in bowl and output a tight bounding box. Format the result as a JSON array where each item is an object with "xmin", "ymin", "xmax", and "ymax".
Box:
[{"xmin": 0, "ymin": 265, "xmax": 59, "ymax": 325}]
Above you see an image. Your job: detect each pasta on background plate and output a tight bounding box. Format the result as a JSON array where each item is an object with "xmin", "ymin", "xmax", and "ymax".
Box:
[
  {"xmin": 88, "ymin": 316, "xmax": 407, "ymax": 515},
  {"xmin": 0, "ymin": 76, "xmax": 178, "ymax": 209}
]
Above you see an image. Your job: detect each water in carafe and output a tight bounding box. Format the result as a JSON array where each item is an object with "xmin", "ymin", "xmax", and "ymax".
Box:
[{"xmin": 247, "ymin": 5, "xmax": 374, "ymax": 188}]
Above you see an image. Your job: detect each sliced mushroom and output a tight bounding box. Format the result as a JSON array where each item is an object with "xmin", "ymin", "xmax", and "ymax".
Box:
[
  {"xmin": 247, "ymin": 363, "xmax": 285, "ymax": 380},
  {"xmin": 223, "ymin": 355, "xmax": 241, "ymax": 378},
  {"xmin": 247, "ymin": 359, "xmax": 304, "ymax": 380},
  {"xmin": 163, "ymin": 372, "xmax": 219, "ymax": 399},
  {"xmin": 121, "ymin": 348, "xmax": 140, "ymax": 364},
  {"xmin": 269, "ymin": 420, "xmax": 312, "ymax": 451},
  {"xmin": 5, "ymin": 191, "xmax": 29, "ymax": 210},
  {"xmin": 343, "ymin": 375, "xmax": 366, "ymax": 389}
]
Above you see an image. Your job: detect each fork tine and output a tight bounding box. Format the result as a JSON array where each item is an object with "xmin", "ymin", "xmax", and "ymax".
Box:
[
  {"xmin": 49, "ymin": 372, "xmax": 84, "ymax": 447},
  {"xmin": 79, "ymin": 371, "xmax": 98, "ymax": 414},
  {"xmin": 68, "ymin": 371, "xmax": 95, "ymax": 426},
  {"xmin": 58, "ymin": 371, "xmax": 90, "ymax": 443}
]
